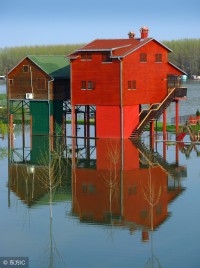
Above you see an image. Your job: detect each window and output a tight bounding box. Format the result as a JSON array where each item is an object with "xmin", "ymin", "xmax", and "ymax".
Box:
[
  {"xmin": 9, "ymin": 79, "xmax": 14, "ymax": 85},
  {"xmin": 88, "ymin": 81, "xmax": 93, "ymax": 90},
  {"xmin": 37, "ymin": 78, "xmax": 46, "ymax": 90},
  {"xmin": 81, "ymin": 81, "xmax": 86, "ymax": 89},
  {"xmin": 155, "ymin": 53, "xmax": 162, "ymax": 62},
  {"xmin": 81, "ymin": 53, "xmax": 92, "ymax": 61},
  {"xmin": 23, "ymin": 65, "xmax": 29, "ymax": 72},
  {"xmin": 128, "ymin": 80, "xmax": 136, "ymax": 90},
  {"xmin": 140, "ymin": 53, "xmax": 147, "ymax": 62},
  {"xmin": 81, "ymin": 81, "xmax": 95, "ymax": 90},
  {"xmin": 102, "ymin": 52, "xmax": 112, "ymax": 62},
  {"xmin": 81, "ymin": 54, "xmax": 87, "ymax": 60},
  {"xmin": 87, "ymin": 53, "xmax": 92, "ymax": 60}
]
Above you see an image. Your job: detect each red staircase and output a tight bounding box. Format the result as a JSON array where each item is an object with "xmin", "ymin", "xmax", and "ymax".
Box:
[{"xmin": 130, "ymin": 88, "xmax": 178, "ymax": 139}]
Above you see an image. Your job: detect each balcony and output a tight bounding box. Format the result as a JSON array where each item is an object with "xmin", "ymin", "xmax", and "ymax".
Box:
[{"xmin": 174, "ymin": 87, "xmax": 187, "ymax": 99}]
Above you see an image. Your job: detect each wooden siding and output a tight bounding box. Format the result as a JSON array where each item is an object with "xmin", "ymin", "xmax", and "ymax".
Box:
[
  {"xmin": 8, "ymin": 58, "xmax": 70, "ymax": 101},
  {"xmin": 71, "ymin": 53, "xmax": 120, "ymax": 106},
  {"xmin": 71, "ymin": 40, "xmax": 184, "ymax": 107}
]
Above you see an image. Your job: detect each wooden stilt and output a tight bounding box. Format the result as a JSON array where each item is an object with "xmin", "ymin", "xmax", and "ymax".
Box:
[
  {"xmin": 176, "ymin": 143, "xmax": 179, "ymax": 163},
  {"xmin": 84, "ymin": 110, "xmax": 86, "ymax": 147},
  {"xmin": 30, "ymin": 115, "xmax": 32, "ymax": 149},
  {"xmin": 71, "ymin": 105, "xmax": 76, "ymax": 137},
  {"xmin": 50, "ymin": 115, "xmax": 54, "ymax": 151},
  {"xmin": 175, "ymin": 100, "xmax": 179, "ymax": 134},
  {"xmin": 75, "ymin": 108, "xmax": 78, "ymax": 137},
  {"xmin": 9, "ymin": 114, "xmax": 14, "ymax": 149},
  {"xmin": 86, "ymin": 105, "xmax": 90, "ymax": 138},
  {"xmin": 163, "ymin": 109, "xmax": 167, "ymax": 137},
  {"xmin": 150, "ymin": 121, "xmax": 155, "ymax": 150},
  {"xmin": 22, "ymin": 103, "xmax": 25, "ymax": 149}
]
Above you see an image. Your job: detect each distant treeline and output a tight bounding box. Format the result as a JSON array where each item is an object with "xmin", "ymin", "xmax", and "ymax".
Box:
[
  {"xmin": 0, "ymin": 39, "xmax": 200, "ymax": 76},
  {"xmin": 163, "ymin": 39, "xmax": 200, "ymax": 76},
  {"xmin": 0, "ymin": 44, "xmax": 84, "ymax": 75}
]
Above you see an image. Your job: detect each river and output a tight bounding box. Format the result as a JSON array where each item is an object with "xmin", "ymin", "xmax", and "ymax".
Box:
[{"xmin": 0, "ymin": 80, "xmax": 200, "ymax": 268}]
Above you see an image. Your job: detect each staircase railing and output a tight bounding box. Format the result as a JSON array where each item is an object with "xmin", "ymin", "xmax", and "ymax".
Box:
[{"xmin": 130, "ymin": 87, "xmax": 176, "ymax": 139}]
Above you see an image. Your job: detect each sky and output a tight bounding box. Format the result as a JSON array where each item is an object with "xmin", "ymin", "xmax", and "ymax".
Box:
[{"xmin": 1, "ymin": 0, "xmax": 200, "ymax": 48}]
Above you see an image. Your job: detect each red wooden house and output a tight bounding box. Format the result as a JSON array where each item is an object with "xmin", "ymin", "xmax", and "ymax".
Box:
[
  {"xmin": 68, "ymin": 27, "xmax": 187, "ymax": 139},
  {"xmin": 72, "ymin": 138, "xmax": 186, "ymax": 236}
]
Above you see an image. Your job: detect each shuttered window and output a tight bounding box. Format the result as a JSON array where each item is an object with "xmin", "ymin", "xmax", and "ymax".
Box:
[
  {"xmin": 81, "ymin": 81, "xmax": 95, "ymax": 90},
  {"xmin": 81, "ymin": 53, "xmax": 92, "ymax": 60},
  {"xmin": 102, "ymin": 52, "xmax": 112, "ymax": 62},
  {"xmin": 37, "ymin": 78, "xmax": 46, "ymax": 90},
  {"xmin": 128, "ymin": 80, "xmax": 136, "ymax": 90},
  {"xmin": 9, "ymin": 79, "xmax": 14, "ymax": 85},
  {"xmin": 140, "ymin": 53, "xmax": 147, "ymax": 62},
  {"xmin": 81, "ymin": 81, "xmax": 86, "ymax": 89},
  {"xmin": 23, "ymin": 65, "xmax": 29, "ymax": 72},
  {"xmin": 88, "ymin": 81, "xmax": 93, "ymax": 89},
  {"xmin": 155, "ymin": 53, "xmax": 162, "ymax": 62}
]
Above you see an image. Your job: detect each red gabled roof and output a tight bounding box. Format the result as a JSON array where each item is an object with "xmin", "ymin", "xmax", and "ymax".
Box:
[{"xmin": 67, "ymin": 38, "xmax": 172, "ymax": 59}]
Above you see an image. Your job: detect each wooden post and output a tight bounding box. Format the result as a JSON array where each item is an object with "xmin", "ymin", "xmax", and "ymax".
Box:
[
  {"xmin": 84, "ymin": 110, "xmax": 86, "ymax": 147},
  {"xmin": 62, "ymin": 112, "xmax": 66, "ymax": 136},
  {"xmin": 176, "ymin": 143, "xmax": 179, "ymax": 163},
  {"xmin": 86, "ymin": 105, "xmax": 90, "ymax": 138},
  {"xmin": 9, "ymin": 114, "xmax": 14, "ymax": 149},
  {"xmin": 94, "ymin": 109, "xmax": 96, "ymax": 143},
  {"xmin": 30, "ymin": 115, "xmax": 32, "ymax": 149},
  {"xmin": 62, "ymin": 112, "xmax": 66, "ymax": 148},
  {"xmin": 22, "ymin": 102, "xmax": 25, "ymax": 148},
  {"xmin": 75, "ymin": 108, "xmax": 78, "ymax": 137},
  {"xmin": 71, "ymin": 105, "xmax": 76, "ymax": 137},
  {"xmin": 163, "ymin": 109, "xmax": 167, "ymax": 137},
  {"xmin": 175, "ymin": 100, "xmax": 179, "ymax": 134},
  {"xmin": 50, "ymin": 115, "xmax": 54, "ymax": 151},
  {"xmin": 150, "ymin": 121, "xmax": 154, "ymax": 150}
]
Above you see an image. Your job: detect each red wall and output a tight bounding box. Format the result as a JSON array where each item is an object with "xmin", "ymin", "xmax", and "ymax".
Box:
[
  {"xmin": 123, "ymin": 105, "xmax": 139, "ymax": 138},
  {"xmin": 96, "ymin": 106, "xmax": 121, "ymax": 138},
  {"xmin": 71, "ymin": 53, "xmax": 120, "ymax": 106}
]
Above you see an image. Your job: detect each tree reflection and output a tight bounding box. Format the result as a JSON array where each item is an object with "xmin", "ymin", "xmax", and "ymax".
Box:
[
  {"xmin": 103, "ymin": 140, "xmax": 120, "ymax": 216},
  {"xmin": 34, "ymin": 137, "xmax": 67, "ymax": 267},
  {"xmin": 140, "ymin": 166, "xmax": 162, "ymax": 231}
]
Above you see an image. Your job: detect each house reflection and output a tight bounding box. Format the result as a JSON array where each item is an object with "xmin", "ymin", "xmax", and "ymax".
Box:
[
  {"xmin": 8, "ymin": 135, "xmax": 71, "ymax": 207},
  {"xmin": 72, "ymin": 138, "xmax": 187, "ymax": 240},
  {"xmin": 8, "ymin": 133, "xmax": 187, "ymax": 240}
]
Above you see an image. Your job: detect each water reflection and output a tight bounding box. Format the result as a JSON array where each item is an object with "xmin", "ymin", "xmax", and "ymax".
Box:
[
  {"xmin": 9, "ymin": 135, "xmax": 71, "ymax": 208},
  {"xmin": 8, "ymin": 135, "xmax": 69, "ymax": 267},
  {"xmin": 7, "ymin": 132, "xmax": 191, "ymax": 266},
  {"xmin": 8, "ymin": 135, "xmax": 188, "ymax": 227},
  {"xmin": 71, "ymin": 139, "xmax": 187, "ymax": 236}
]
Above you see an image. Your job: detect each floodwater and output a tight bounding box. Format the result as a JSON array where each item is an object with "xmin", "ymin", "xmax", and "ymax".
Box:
[{"xmin": 0, "ymin": 81, "xmax": 200, "ymax": 268}]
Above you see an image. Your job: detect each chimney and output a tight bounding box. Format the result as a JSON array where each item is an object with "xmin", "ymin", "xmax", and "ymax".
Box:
[
  {"xmin": 128, "ymin": 31, "xmax": 135, "ymax": 39},
  {"xmin": 140, "ymin": 26, "xmax": 149, "ymax": 39}
]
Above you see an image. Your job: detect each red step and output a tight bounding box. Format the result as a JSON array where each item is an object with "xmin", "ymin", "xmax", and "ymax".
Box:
[{"xmin": 176, "ymin": 132, "xmax": 186, "ymax": 141}]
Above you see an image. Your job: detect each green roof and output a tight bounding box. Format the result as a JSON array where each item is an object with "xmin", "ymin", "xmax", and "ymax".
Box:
[{"xmin": 28, "ymin": 55, "xmax": 70, "ymax": 79}]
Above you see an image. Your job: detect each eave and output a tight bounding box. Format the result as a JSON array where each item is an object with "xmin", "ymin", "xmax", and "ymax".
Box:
[{"xmin": 168, "ymin": 62, "xmax": 188, "ymax": 75}]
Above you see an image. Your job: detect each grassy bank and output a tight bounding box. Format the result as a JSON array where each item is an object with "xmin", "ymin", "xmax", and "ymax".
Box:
[{"xmin": 152, "ymin": 121, "xmax": 200, "ymax": 133}]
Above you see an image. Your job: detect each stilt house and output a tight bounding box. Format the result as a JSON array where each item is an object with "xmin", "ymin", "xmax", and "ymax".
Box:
[
  {"xmin": 67, "ymin": 27, "xmax": 187, "ymax": 139},
  {"xmin": 8, "ymin": 55, "xmax": 70, "ymax": 135}
]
